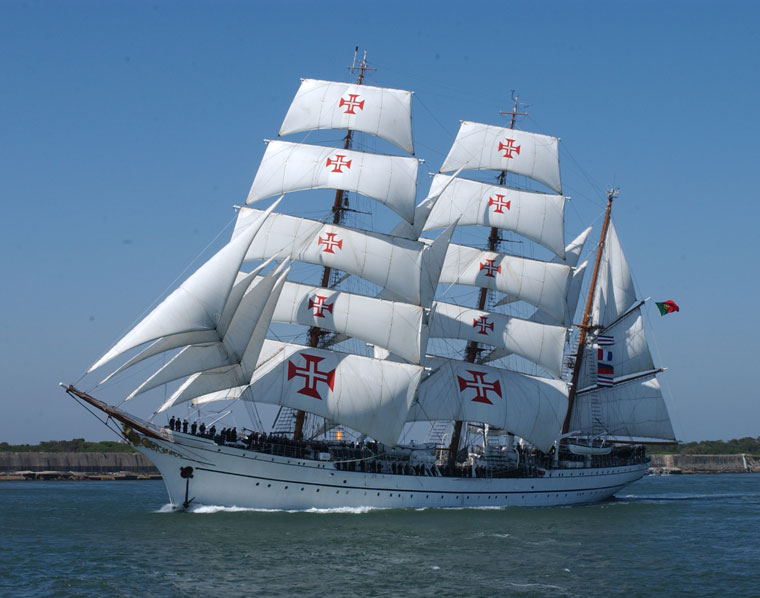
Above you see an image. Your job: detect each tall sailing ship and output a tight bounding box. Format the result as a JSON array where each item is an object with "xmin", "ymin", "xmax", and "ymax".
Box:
[{"xmin": 64, "ymin": 53, "xmax": 675, "ymax": 510}]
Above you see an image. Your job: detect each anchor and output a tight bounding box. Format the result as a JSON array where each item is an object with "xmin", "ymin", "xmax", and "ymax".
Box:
[{"xmin": 180, "ymin": 466, "xmax": 195, "ymax": 510}]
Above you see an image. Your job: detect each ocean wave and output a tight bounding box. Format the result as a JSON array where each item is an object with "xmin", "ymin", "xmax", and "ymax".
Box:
[
  {"xmin": 155, "ymin": 503, "xmax": 386, "ymax": 514},
  {"xmin": 617, "ymin": 492, "xmax": 760, "ymax": 503}
]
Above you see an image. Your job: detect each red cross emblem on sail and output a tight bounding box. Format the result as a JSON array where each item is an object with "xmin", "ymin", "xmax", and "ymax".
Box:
[
  {"xmin": 472, "ymin": 316, "xmax": 494, "ymax": 336},
  {"xmin": 318, "ymin": 232, "xmax": 343, "ymax": 254},
  {"xmin": 339, "ymin": 93, "xmax": 365, "ymax": 115},
  {"xmin": 308, "ymin": 295, "xmax": 334, "ymax": 318},
  {"xmin": 457, "ymin": 370, "xmax": 502, "ymax": 405},
  {"xmin": 287, "ymin": 353, "xmax": 336, "ymax": 400},
  {"xmin": 479, "ymin": 259, "xmax": 501, "ymax": 278},
  {"xmin": 498, "ymin": 138, "xmax": 521, "ymax": 159},
  {"xmin": 326, "ymin": 154, "xmax": 352, "ymax": 173},
  {"xmin": 488, "ymin": 194, "xmax": 511, "ymax": 214}
]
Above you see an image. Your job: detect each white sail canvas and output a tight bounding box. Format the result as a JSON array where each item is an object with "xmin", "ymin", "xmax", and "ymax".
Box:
[
  {"xmin": 422, "ymin": 174, "xmax": 567, "ymax": 258},
  {"xmin": 129, "ymin": 262, "xmax": 290, "ymax": 400},
  {"xmin": 439, "ymin": 243, "xmax": 571, "ymax": 324},
  {"xmin": 190, "ymin": 341, "xmax": 422, "ymax": 446},
  {"xmin": 88, "ymin": 199, "xmax": 281, "ymax": 373},
  {"xmin": 246, "ymin": 141, "xmax": 418, "ymax": 223},
  {"xmin": 429, "ymin": 301, "xmax": 566, "ymax": 376},
  {"xmin": 440, "ymin": 121, "xmax": 562, "ymax": 193},
  {"xmin": 408, "ymin": 357, "xmax": 568, "ymax": 452},
  {"xmin": 234, "ymin": 207, "xmax": 448, "ymax": 307},
  {"xmin": 592, "ymin": 221, "xmax": 637, "ymax": 327},
  {"xmin": 279, "ymin": 78, "xmax": 414, "ymax": 154},
  {"xmin": 272, "ymin": 280, "xmax": 427, "ymax": 364},
  {"xmin": 570, "ymin": 375, "xmax": 675, "ymax": 441}
]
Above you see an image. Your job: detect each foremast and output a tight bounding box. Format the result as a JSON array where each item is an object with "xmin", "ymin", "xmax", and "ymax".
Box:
[
  {"xmin": 562, "ymin": 188, "xmax": 617, "ymax": 434},
  {"xmin": 294, "ymin": 49, "xmax": 375, "ymax": 440},
  {"xmin": 447, "ymin": 94, "xmax": 527, "ymax": 467}
]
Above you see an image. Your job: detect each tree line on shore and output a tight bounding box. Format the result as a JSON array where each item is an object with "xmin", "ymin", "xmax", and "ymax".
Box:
[
  {"xmin": 0, "ymin": 438, "xmax": 136, "ymax": 453},
  {"xmin": 1, "ymin": 436, "xmax": 759, "ymax": 455},
  {"xmin": 647, "ymin": 436, "xmax": 760, "ymax": 455}
]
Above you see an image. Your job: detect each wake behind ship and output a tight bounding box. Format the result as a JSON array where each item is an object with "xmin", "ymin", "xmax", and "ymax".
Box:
[{"xmin": 64, "ymin": 51, "xmax": 675, "ymax": 510}]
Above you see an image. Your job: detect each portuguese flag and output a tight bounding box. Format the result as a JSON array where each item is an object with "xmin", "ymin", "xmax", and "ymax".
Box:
[{"xmin": 656, "ymin": 300, "xmax": 680, "ymax": 316}]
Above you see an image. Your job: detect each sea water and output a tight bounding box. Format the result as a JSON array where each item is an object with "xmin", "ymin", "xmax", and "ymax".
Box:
[{"xmin": 1, "ymin": 474, "xmax": 758, "ymax": 598}]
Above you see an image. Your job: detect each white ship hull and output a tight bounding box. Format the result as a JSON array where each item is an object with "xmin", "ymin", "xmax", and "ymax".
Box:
[{"xmin": 136, "ymin": 431, "xmax": 648, "ymax": 510}]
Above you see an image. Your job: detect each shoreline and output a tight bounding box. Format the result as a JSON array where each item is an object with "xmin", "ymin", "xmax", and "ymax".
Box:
[{"xmin": 0, "ymin": 452, "xmax": 757, "ymax": 480}]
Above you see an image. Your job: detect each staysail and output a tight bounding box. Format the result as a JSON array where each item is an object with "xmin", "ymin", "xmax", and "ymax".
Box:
[
  {"xmin": 568, "ymin": 205, "xmax": 674, "ymax": 441},
  {"xmin": 87, "ymin": 198, "xmax": 282, "ymax": 374}
]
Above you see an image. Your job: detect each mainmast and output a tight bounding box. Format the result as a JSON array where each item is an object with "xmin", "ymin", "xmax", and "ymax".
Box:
[
  {"xmin": 561, "ymin": 188, "xmax": 618, "ymax": 434},
  {"xmin": 294, "ymin": 49, "xmax": 375, "ymax": 440},
  {"xmin": 447, "ymin": 93, "xmax": 527, "ymax": 467}
]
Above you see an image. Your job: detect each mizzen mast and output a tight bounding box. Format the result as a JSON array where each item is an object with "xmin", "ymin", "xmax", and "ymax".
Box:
[
  {"xmin": 447, "ymin": 93, "xmax": 528, "ymax": 467},
  {"xmin": 561, "ymin": 188, "xmax": 617, "ymax": 434},
  {"xmin": 294, "ymin": 48, "xmax": 375, "ymax": 440}
]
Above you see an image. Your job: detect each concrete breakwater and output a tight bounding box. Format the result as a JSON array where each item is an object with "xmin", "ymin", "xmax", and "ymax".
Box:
[
  {"xmin": 649, "ymin": 454, "xmax": 757, "ymax": 474},
  {"xmin": 0, "ymin": 452, "xmax": 160, "ymax": 480}
]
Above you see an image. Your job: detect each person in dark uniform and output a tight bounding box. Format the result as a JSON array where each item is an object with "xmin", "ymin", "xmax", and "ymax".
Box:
[
  {"xmin": 182, "ymin": 420, "xmax": 188, "ymax": 433},
  {"xmin": 169, "ymin": 416, "xmax": 176, "ymax": 430},
  {"xmin": 191, "ymin": 421, "xmax": 197, "ymax": 435},
  {"xmin": 199, "ymin": 422, "xmax": 206, "ymax": 436}
]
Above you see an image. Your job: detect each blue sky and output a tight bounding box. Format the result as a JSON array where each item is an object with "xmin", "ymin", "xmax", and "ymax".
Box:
[{"xmin": 1, "ymin": 1, "xmax": 758, "ymax": 444}]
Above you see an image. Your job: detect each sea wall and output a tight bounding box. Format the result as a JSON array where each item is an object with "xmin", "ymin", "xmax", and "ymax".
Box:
[
  {"xmin": 649, "ymin": 454, "xmax": 756, "ymax": 474},
  {"xmin": 0, "ymin": 452, "xmax": 159, "ymax": 475}
]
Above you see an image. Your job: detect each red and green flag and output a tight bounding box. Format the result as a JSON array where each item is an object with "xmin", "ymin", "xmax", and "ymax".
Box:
[{"xmin": 655, "ymin": 300, "xmax": 679, "ymax": 316}]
